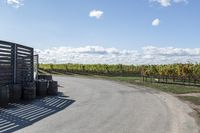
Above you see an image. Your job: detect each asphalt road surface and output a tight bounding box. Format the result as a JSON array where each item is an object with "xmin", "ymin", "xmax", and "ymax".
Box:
[{"xmin": 16, "ymin": 76, "xmax": 199, "ymax": 133}]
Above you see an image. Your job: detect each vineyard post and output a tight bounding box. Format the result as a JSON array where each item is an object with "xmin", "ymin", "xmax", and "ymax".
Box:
[
  {"xmin": 189, "ymin": 77, "xmax": 190, "ymax": 85},
  {"xmin": 173, "ymin": 76, "xmax": 175, "ymax": 82},
  {"xmin": 183, "ymin": 77, "xmax": 186, "ymax": 85}
]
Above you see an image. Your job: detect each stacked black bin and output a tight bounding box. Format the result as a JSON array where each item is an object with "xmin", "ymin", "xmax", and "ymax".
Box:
[
  {"xmin": 35, "ymin": 80, "xmax": 48, "ymax": 96},
  {"xmin": 22, "ymin": 82, "xmax": 36, "ymax": 100},
  {"xmin": 37, "ymin": 75, "xmax": 58, "ymax": 96},
  {"xmin": 0, "ymin": 85, "xmax": 9, "ymax": 107},
  {"xmin": 8, "ymin": 84, "xmax": 22, "ymax": 102},
  {"xmin": 0, "ymin": 75, "xmax": 58, "ymax": 107}
]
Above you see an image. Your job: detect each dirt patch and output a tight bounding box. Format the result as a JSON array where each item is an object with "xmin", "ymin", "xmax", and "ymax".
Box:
[
  {"xmin": 176, "ymin": 93, "xmax": 200, "ymax": 97},
  {"xmin": 190, "ymin": 108, "xmax": 200, "ymax": 127},
  {"xmin": 186, "ymin": 103, "xmax": 200, "ymax": 127},
  {"xmin": 175, "ymin": 93, "xmax": 200, "ymax": 127}
]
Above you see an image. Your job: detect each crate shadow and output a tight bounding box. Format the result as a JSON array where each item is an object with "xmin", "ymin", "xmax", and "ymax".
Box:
[{"xmin": 0, "ymin": 94, "xmax": 75, "ymax": 133}]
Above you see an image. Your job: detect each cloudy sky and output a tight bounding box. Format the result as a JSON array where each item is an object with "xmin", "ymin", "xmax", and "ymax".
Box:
[{"xmin": 1, "ymin": 0, "xmax": 200, "ymax": 64}]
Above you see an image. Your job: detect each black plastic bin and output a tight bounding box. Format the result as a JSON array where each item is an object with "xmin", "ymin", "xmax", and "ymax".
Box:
[
  {"xmin": 35, "ymin": 80, "xmax": 48, "ymax": 97},
  {"xmin": 47, "ymin": 81, "xmax": 58, "ymax": 95},
  {"xmin": 0, "ymin": 85, "xmax": 9, "ymax": 107},
  {"xmin": 8, "ymin": 84, "xmax": 22, "ymax": 103},
  {"xmin": 22, "ymin": 82, "xmax": 36, "ymax": 100}
]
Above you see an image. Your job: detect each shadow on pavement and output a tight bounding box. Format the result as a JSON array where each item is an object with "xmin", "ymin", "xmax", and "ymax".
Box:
[{"xmin": 0, "ymin": 94, "xmax": 75, "ymax": 133}]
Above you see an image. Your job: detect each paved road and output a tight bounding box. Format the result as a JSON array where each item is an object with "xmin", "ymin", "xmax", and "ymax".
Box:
[{"xmin": 16, "ymin": 76, "xmax": 199, "ymax": 133}]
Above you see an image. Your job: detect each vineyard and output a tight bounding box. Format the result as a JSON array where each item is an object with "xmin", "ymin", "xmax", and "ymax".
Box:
[{"xmin": 39, "ymin": 63, "xmax": 200, "ymax": 86}]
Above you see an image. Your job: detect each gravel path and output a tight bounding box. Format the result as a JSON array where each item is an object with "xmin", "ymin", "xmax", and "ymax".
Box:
[{"xmin": 16, "ymin": 76, "xmax": 199, "ymax": 133}]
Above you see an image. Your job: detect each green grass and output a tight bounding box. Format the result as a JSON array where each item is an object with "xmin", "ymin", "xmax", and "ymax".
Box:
[
  {"xmin": 104, "ymin": 76, "xmax": 200, "ymax": 94},
  {"xmin": 179, "ymin": 96, "xmax": 200, "ymax": 105}
]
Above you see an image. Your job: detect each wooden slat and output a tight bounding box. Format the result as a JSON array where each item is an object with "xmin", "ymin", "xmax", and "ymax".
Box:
[
  {"xmin": 0, "ymin": 49, "xmax": 11, "ymax": 53},
  {"xmin": 0, "ymin": 70, "xmax": 12, "ymax": 74},
  {"xmin": 0, "ymin": 61, "xmax": 11, "ymax": 64},
  {"xmin": 0, "ymin": 53, "xmax": 11, "ymax": 56},
  {"xmin": 16, "ymin": 76, "xmax": 32, "ymax": 79},
  {"xmin": 0, "ymin": 59, "xmax": 11, "ymax": 62},
  {"xmin": 17, "ymin": 51, "xmax": 31, "ymax": 56},
  {"xmin": 17, "ymin": 64, "xmax": 32, "ymax": 67},
  {"xmin": 17, "ymin": 58, "xmax": 32, "ymax": 61},
  {"xmin": 16, "ymin": 64, "xmax": 32, "ymax": 67},
  {"xmin": 0, "ymin": 82, "xmax": 12, "ymax": 85},
  {"xmin": 0, "ymin": 65, "xmax": 12, "ymax": 68},
  {"xmin": 16, "ymin": 72, "xmax": 32, "ymax": 75},
  {"xmin": 19, "ymin": 63, "xmax": 32, "ymax": 65},
  {"xmin": 0, "ymin": 81, "xmax": 11, "ymax": 85},
  {"xmin": 17, "ymin": 47, "xmax": 31, "ymax": 52},
  {"xmin": 17, "ymin": 60, "xmax": 32, "ymax": 63},
  {"xmin": 0, "ymin": 40, "xmax": 14, "ymax": 46},
  {"xmin": 17, "ymin": 48, "xmax": 31, "ymax": 53},
  {"xmin": 17, "ymin": 55, "xmax": 32, "ymax": 58},
  {"xmin": 0, "ymin": 45, "xmax": 12, "ymax": 49},
  {"xmin": 0, "ymin": 57, "xmax": 11, "ymax": 60},
  {"xmin": 16, "ymin": 73, "xmax": 32, "ymax": 75},
  {"xmin": 16, "ymin": 67, "xmax": 32, "ymax": 69},
  {"xmin": 16, "ymin": 71, "xmax": 32, "ymax": 74},
  {"xmin": 18, "ymin": 69, "xmax": 32, "ymax": 71},
  {"xmin": 17, "ymin": 59, "xmax": 32, "ymax": 61},
  {"xmin": 17, "ymin": 63, "xmax": 32, "ymax": 65},
  {"xmin": 16, "ymin": 77, "xmax": 32, "ymax": 79},
  {"xmin": 0, "ymin": 73, "xmax": 12, "ymax": 76},
  {"xmin": 0, "ymin": 76, "xmax": 12, "ymax": 80},
  {"xmin": 16, "ymin": 44, "xmax": 33, "ymax": 50}
]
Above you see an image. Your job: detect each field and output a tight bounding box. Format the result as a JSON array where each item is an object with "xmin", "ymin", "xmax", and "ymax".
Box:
[
  {"xmin": 39, "ymin": 64, "xmax": 200, "ymax": 93},
  {"xmin": 40, "ymin": 63, "xmax": 200, "ymax": 84}
]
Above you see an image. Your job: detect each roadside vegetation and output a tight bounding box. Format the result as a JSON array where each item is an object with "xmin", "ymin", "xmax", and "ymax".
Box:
[
  {"xmin": 39, "ymin": 63, "xmax": 200, "ymax": 107},
  {"xmin": 40, "ymin": 63, "xmax": 200, "ymax": 82}
]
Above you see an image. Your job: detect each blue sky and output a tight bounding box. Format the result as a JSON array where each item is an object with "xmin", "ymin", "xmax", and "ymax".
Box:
[{"xmin": 1, "ymin": 0, "xmax": 200, "ymax": 64}]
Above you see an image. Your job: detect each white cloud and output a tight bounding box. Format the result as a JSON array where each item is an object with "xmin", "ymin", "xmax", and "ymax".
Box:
[
  {"xmin": 89, "ymin": 10, "xmax": 104, "ymax": 19},
  {"xmin": 7, "ymin": 0, "xmax": 24, "ymax": 8},
  {"xmin": 150, "ymin": 0, "xmax": 171, "ymax": 7},
  {"xmin": 34, "ymin": 45, "xmax": 200, "ymax": 65},
  {"xmin": 173, "ymin": 0, "xmax": 188, "ymax": 4},
  {"xmin": 149, "ymin": 0, "xmax": 188, "ymax": 7},
  {"xmin": 152, "ymin": 18, "xmax": 160, "ymax": 26}
]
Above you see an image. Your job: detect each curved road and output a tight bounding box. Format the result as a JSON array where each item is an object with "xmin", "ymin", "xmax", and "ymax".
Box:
[{"xmin": 17, "ymin": 76, "xmax": 199, "ymax": 133}]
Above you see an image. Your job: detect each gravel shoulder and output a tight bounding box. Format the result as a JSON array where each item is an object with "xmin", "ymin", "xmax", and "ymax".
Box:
[{"xmin": 15, "ymin": 76, "xmax": 199, "ymax": 133}]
